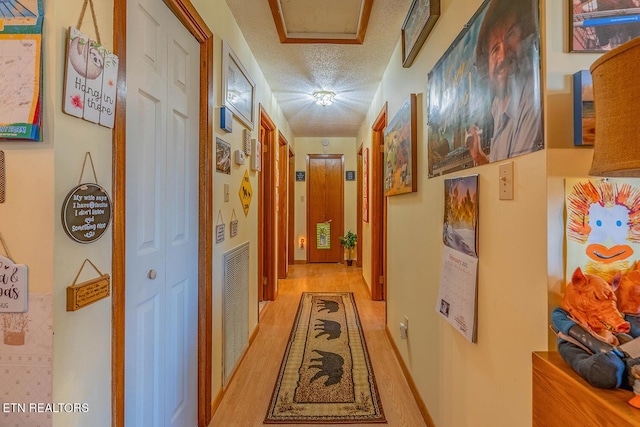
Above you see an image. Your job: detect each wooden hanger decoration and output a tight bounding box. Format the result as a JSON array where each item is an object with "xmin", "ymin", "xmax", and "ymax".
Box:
[
  {"xmin": 62, "ymin": 0, "xmax": 119, "ymax": 128},
  {"xmin": 216, "ymin": 211, "xmax": 225, "ymax": 243},
  {"xmin": 61, "ymin": 152, "xmax": 112, "ymax": 244},
  {"xmin": 66, "ymin": 258, "xmax": 110, "ymax": 311},
  {"xmin": 0, "ymin": 233, "xmax": 28, "ymax": 313}
]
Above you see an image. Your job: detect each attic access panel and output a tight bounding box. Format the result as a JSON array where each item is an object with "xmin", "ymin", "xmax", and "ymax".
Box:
[{"xmin": 268, "ymin": 0, "xmax": 373, "ymax": 44}]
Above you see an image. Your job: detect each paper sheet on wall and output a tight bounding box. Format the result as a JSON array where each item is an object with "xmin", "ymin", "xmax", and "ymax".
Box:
[
  {"xmin": 435, "ymin": 246, "xmax": 478, "ymax": 343},
  {"xmin": 0, "ymin": 293, "xmax": 53, "ymax": 426},
  {"xmin": 0, "ymin": 0, "xmax": 43, "ymax": 141}
]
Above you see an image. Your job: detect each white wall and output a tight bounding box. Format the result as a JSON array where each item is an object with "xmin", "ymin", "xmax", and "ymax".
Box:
[
  {"xmin": 292, "ymin": 137, "xmax": 357, "ymax": 262},
  {"xmin": 356, "ymin": 0, "xmax": 598, "ymax": 425},
  {"xmin": 51, "ymin": 1, "xmax": 115, "ymax": 426}
]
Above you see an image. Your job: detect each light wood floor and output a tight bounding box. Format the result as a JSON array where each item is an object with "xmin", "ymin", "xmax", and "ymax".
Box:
[{"xmin": 208, "ymin": 263, "xmax": 427, "ymax": 427}]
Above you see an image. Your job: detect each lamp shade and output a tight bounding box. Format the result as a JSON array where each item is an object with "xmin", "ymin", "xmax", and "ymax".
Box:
[{"xmin": 589, "ymin": 37, "xmax": 640, "ymax": 176}]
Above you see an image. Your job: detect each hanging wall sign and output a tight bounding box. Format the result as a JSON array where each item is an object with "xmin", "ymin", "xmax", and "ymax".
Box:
[
  {"xmin": 66, "ymin": 259, "xmax": 110, "ymax": 311},
  {"xmin": 63, "ymin": 6, "xmax": 119, "ymax": 129},
  {"xmin": 0, "ymin": 256, "xmax": 27, "ymax": 313},
  {"xmin": 230, "ymin": 210, "xmax": 238, "ymax": 237},
  {"xmin": 61, "ymin": 183, "xmax": 112, "ymax": 243},
  {"xmin": 216, "ymin": 211, "xmax": 225, "ymax": 244},
  {"xmin": 295, "ymin": 171, "xmax": 305, "ymax": 182}
]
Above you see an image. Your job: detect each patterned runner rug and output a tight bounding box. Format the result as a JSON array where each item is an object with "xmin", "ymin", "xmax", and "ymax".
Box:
[{"xmin": 265, "ymin": 292, "xmax": 386, "ymax": 423}]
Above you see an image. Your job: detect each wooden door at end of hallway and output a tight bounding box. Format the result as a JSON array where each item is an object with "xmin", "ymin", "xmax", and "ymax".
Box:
[{"xmin": 307, "ymin": 154, "xmax": 344, "ymax": 263}]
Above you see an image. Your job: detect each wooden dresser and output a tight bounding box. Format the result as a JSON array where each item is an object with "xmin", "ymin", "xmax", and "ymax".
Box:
[{"xmin": 532, "ymin": 351, "xmax": 640, "ymax": 426}]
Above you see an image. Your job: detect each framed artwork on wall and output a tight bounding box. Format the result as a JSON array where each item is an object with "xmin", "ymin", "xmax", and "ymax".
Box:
[
  {"xmin": 573, "ymin": 70, "xmax": 595, "ymax": 146},
  {"xmin": 222, "ymin": 40, "xmax": 255, "ymax": 130},
  {"xmin": 427, "ymin": 0, "xmax": 543, "ymax": 177},
  {"xmin": 384, "ymin": 94, "xmax": 417, "ymax": 196},
  {"xmin": 401, "ymin": 0, "xmax": 440, "ymax": 68},
  {"xmin": 570, "ymin": 0, "xmax": 640, "ymax": 52}
]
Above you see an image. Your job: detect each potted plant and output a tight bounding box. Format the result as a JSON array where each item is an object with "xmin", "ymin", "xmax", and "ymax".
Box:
[{"xmin": 339, "ymin": 231, "xmax": 357, "ymax": 266}]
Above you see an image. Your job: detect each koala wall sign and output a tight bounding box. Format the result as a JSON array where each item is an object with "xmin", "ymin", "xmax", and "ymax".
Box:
[{"xmin": 63, "ymin": 27, "xmax": 119, "ymax": 128}]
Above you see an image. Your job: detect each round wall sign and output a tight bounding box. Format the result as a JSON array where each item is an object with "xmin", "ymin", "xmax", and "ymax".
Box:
[{"xmin": 61, "ymin": 183, "xmax": 112, "ymax": 244}]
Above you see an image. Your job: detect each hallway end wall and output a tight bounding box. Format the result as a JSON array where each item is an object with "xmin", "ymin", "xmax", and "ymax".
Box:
[{"xmin": 293, "ymin": 137, "xmax": 357, "ymax": 263}]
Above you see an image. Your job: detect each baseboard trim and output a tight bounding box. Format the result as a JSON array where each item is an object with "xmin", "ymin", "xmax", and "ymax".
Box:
[
  {"xmin": 211, "ymin": 323, "xmax": 261, "ymax": 422},
  {"xmin": 210, "ymin": 387, "xmax": 224, "ymax": 419},
  {"xmin": 385, "ymin": 325, "xmax": 435, "ymax": 427}
]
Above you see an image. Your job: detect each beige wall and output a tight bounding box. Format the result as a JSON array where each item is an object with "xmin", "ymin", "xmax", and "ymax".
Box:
[
  {"xmin": 292, "ymin": 137, "xmax": 358, "ymax": 262},
  {"xmin": 356, "ymin": 0, "xmax": 602, "ymax": 425},
  {"xmin": 190, "ymin": 0, "xmax": 294, "ymax": 402}
]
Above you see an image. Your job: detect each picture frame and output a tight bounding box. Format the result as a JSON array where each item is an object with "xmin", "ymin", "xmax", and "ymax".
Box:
[
  {"xmin": 216, "ymin": 138, "xmax": 231, "ymax": 175},
  {"xmin": 570, "ymin": 0, "xmax": 640, "ymax": 53},
  {"xmin": 573, "ymin": 70, "xmax": 595, "ymax": 146},
  {"xmin": 222, "ymin": 40, "xmax": 255, "ymax": 129},
  {"xmin": 363, "ymin": 148, "xmax": 369, "ymax": 222},
  {"xmin": 401, "ymin": 0, "xmax": 440, "ymax": 68},
  {"xmin": 384, "ymin": 94, "xmax": 417, "ymax": 196},
  {"xmin": 427, "ymin": 0, "xmax": 543, "ymax": 177}
]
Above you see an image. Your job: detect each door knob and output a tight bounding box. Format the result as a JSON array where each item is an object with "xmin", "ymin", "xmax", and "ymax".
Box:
[{"xmin": 147, "ymin": 269, "xmax": 157, "ymax": 280}]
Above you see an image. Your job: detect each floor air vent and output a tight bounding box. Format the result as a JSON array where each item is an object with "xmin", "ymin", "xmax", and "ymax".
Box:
[{"xmin": 223, "ymin": 242, "xmax": 250, "ymax": 385}]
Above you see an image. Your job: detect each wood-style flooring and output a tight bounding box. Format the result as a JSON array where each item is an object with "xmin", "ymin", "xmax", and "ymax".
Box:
[{"xmin": 208, "ymin": 263, "xmax": 427, "ymax": 427}]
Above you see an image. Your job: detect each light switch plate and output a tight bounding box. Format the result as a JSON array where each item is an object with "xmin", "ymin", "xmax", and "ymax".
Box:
[
  {"xmin": 499, "ymin": 161, "xmax": 513, "ymax": 200},
  {"xmin": 224, "ymin": 184, "xmax": 230, "ymax": 202}
]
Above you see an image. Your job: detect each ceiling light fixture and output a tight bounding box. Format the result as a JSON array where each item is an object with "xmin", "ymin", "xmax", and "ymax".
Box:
[{"xmin": 313, "ymin": 90, "xmax": 335, "ymax": 106}]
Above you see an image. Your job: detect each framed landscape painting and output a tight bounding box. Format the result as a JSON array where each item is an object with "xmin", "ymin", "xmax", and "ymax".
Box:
[
  {"xmin": 401, "ymin": 0, "xmax": 440, "ymax": 67},
  {"xmin": 384, "ymin": 94, "xmax": 417, "ymax": 196}
]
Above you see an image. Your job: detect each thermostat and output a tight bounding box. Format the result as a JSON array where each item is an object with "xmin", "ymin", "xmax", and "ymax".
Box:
[{"xmin": 234, "ymin": 150, "xmax": 246, "ymax": 165}]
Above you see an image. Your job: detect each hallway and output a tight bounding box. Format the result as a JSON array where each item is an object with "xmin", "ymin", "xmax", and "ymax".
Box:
[{"xmin": 208, "ymin": 264, "xmax": 427, "ymax": 426}]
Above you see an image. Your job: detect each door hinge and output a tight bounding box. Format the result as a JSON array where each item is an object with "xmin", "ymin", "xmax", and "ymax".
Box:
[
  {"xmin": 263, "ymin": 144, "xmax": 268, "ymax": 153},
  {"xmin": 379, "ymin": 275, "xmax": 384, "ymax": 285},
  {"xmin": 263, "ymin": 276, "xmax": 268, "ymax": 286},
  {"xmin": 379, "ymin": 145, "xmax": 384, "ymax": 153}
]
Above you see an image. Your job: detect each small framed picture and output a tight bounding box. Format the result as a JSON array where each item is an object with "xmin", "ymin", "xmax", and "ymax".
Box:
[{"xmin": 216, "ymin": 138, "xmax": 231, "ymax": 174}]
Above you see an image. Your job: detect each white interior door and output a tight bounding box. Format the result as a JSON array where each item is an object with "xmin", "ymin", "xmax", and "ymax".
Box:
[{"xmin": 125, "ymin": 0, "xmax": 199, "ymax": 425}]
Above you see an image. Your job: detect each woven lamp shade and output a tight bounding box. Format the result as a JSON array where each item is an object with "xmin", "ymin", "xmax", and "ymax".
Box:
[{"xmin": 589, "ymin": 37, "xmax": 640, "ymax": 176}]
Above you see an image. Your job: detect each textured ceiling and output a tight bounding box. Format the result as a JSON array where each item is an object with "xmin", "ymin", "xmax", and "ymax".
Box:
[{"xmin": 225, "ymin": 0, "xmax": 412, "ymax": 137}]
